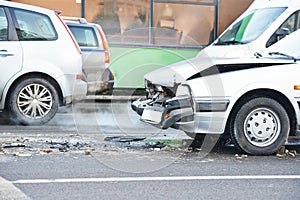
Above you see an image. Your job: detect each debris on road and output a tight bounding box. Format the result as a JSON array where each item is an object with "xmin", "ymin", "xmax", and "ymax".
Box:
[
  {"xmin": 104, "ymin": 136, "xmax": 146, "ymax": 143},
  {"xmin": 103, "ymin": 135, "xmax": 192, "ymax": 153},
  {"xmin": 2, "ymin": 143, "xmax": 26, "ymax": 148},
  {"xmin": 13, "ymin": 152, "xmax": 32, "ymax": 157},
  {"xmin": 84, "ymin": 150, "xmax": 92, "ymax": 155},
  {"xmin": 0, "ymin": 133, "xmax": 94, "ymax": 156},
  {"xmin": 276, "ymin": 146, "xmax": 298, "ymax": 158},
  {"xmin": 0, "ymin": 131, "xmax": 299, "ymax": 158},
  {"xmin": 40, "ymin": 149, "xmax": 54, "ymax": 154},
  {"xmin": 46, "ymin": 139, "xmax": 91, "ymax": 152},
  {"xmin": 234, "ymin": 154, "xmax": 248, "ymax": 160}
]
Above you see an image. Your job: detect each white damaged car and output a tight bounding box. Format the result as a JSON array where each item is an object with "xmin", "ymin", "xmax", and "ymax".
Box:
[{"xmin": 132, "ymin": 29, "xmax": 300, "ymax": 155}]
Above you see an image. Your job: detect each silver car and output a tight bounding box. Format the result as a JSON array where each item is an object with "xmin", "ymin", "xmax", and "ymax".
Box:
[
  {"xmin": 65, "ymin": 17, "xmax": 114, "ymax": 94},
  {"xmin": 0, "ymin": 1, "xmax": 87, "ymax": 125}
]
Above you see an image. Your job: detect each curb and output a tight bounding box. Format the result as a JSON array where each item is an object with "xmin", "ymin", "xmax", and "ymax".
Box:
[{"xmin": 0, "ymin": 177, "xmax": 30, "ymax": 200}]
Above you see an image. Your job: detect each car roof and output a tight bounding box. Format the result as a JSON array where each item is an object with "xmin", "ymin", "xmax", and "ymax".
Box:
[
  {"xmin": 0, "ymin": 0, "xmax": 55, "ymax": 15},
  {"xmin": 63, "ymin": 16, "xmax": 100, "ymax": 28},
  {"xmin": 63, "ymin": 16, "xmax": 88, "ymax": 24}
]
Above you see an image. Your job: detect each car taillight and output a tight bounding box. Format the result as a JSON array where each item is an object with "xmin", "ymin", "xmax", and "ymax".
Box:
[
  {"xmin": 96, "ymin": 24, "xmax": 110, "ymax": 65},
  {"xmin": 56, "ymin": 13, "xmax": 82, "ymax": 55}
]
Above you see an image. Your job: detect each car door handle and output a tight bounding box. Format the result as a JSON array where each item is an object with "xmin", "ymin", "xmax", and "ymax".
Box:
[{"xmin": 0, "ymin": 49, "xmax": 14, "ymax": 57}]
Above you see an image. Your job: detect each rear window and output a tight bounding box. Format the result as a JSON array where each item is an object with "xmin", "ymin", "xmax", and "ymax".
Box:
[
  {"xmin": 12, "ymin": 8, "xmax": 57, "ymax": 41},
  {"xmin": 0, "ymin": 8, "xmax": 8, "ymax": 41},
  {"xmin": 68, "ymin": 26, "xmax": 98, "ymax": 47}
]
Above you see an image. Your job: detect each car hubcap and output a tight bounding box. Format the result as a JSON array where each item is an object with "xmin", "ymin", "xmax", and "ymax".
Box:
[
  {"xmin": 17, "ymin": 83, "xmax": 53, "ymax": 119},
  {"xmin": 244, "ymin": 108, "xmax": 280, "ymax": 147}
]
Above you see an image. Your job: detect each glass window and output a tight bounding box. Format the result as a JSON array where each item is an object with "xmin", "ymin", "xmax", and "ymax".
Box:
[
  {"xmin": 278, "ymin": 11, "xmax": 300, "ymax": 34},
  {"xmin": 298, "ymin": 11, "xmax": 300, "ymax": 29},
  {"xmin": 90, "ymin": 0, "xmax": 216, "ymax": 47},
  {"xmin": 266, "ymin": 10, "xmax": 300, "ymax": 47},
  {"xmin": 13, "ymin": 9, "xmax": 57, "ymax": 41},
  {"xmin": 0, "ymin": 8, "xmax": 8, "ymax": 41},
  {"xmin": 215, "ymin": 7, "xmax": 286, "ymax": 45},
  {"xmin": 69, "ymin": 26, "xmax": 98, "ymax": 47},
  {"xmin": 154, "ymin": 2, "xmax": 215, "ymax": 46},
  {"xmin": 92, "ymin": 0, "xmax": 150, "ymax": 45}
]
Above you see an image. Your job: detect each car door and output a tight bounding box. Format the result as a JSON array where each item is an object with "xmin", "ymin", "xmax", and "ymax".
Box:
[
  {"xmin": 0, "ymin": 7, "xmax": 22, "ymax": 100},
  {"xmin": 262, "ymin": 28, "xmax": 300, "ymax": 58}
]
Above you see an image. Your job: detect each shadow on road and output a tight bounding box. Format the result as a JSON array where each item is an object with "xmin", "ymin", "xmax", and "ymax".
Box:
[{"xmin": 0, "ymin": 111, "xmax": 17, "ymax": 125}]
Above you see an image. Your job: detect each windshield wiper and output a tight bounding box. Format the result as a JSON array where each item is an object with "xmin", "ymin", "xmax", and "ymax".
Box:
[
  {"xmin": 214, "ymin": 40, "xmax": 246, "ymax": 45},
  {"xmin": 269, "ymin": 52, "xmax": 299, "ymax": 62},
  {"xmin": 254, "ymin": 52, "xmax": 263, "ymax": 58}
]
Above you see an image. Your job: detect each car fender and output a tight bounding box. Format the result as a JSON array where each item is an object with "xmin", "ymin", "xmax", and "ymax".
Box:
[
  {"xmin": 0, "ymin": 64, "xmax": 67, "ymax": 109},
  {"xmin": 225, "ymin": 81, "xmax": 300, "ymax": 129}
]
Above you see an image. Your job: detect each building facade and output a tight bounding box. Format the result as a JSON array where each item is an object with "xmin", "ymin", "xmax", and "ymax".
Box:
[{"xmin": 12, "ymin": 0, "xmax": 253, "ymax": 47}]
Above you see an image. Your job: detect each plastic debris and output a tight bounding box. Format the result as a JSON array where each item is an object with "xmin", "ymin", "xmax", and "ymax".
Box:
[
  {"xmin": 234, "ymin": 154, "xmax": 248, "ymax": 159},
  {"xmin": 161, "ymin": 146, "xmax": 171, "ymax": 151},
  {"xmin": 84, "ymin": 150, "xmax": 92, "ymax": 155},
  {"xmin": 14, "ymin": 152, "xmax": 31, "ymax": 157},
  {"xmin": 40, "ymin": 149, "xmax": 53, "ymax": 154},
  {"xmin": 104, "ymin": 136, "xmax": 146, "ymax": 142},
  {"xmin": 2, "ymin": 143, "xmax": 26, "ymax": 148},
  {"xmin": 276, "ymin": 146, "xmax": 298, "ymax": 158}
]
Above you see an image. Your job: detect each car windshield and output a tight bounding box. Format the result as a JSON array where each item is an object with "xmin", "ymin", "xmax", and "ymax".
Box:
[{"xmin": 215, "ymin": 7, "xmax": 287, "ymax": 45}]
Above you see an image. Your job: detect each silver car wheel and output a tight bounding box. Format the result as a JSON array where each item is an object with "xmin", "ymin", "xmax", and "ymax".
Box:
[
  {"xmin": 17, "ymin": 83, "xmax": 53, "ymax": 119},
  {"xmin": 244, "ymin": 108, "xmax": 280, "ymax": 147}
]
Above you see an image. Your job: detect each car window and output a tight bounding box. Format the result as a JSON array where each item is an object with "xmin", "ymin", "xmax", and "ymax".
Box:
[
  {"xmin": 280, "ymin": 11, "xmax": 300, "ymax": 34},
  {"xmin": 266, "ymin": 10, "xmax": 300, "ymax": 47},
  {"xmin": 263, "ymin": 29, "xmax": 300, "ymax": 59},
  {"xmin": 12, "ymin": 8, "xmax": 57, "ymax": 41},
  {"xmin": 68, "ymin": 26, "xmax": 98, "ymax": 47},
  {"xmin": 0, "ymin": 8, "xmax": 8, "ymax": 41}
]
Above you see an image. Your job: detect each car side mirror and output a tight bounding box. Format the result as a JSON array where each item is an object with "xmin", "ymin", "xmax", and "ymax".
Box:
[{"xmin": 276, "ymin": 28, "xmax": 290, "ymax": 38}]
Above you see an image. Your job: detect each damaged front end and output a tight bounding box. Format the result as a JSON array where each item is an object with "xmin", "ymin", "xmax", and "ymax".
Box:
[{"xmin": 131, "ymin": 80, "xmax": 194, "ymax": 130}]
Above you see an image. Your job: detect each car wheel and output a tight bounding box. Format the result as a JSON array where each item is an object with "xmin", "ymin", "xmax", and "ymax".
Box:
[
  {"xmin": 8, "ymin": 77, "xmax": 59, "ymax": 125},
  {"xmin": 230, "ymin": 97, "xmax": 289, "ymax": 155}
]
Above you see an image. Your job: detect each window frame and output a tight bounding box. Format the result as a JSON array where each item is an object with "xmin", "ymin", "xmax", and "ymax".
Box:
[{"xmin": 10, "ymin": 8, "xmax": 58, "ymax": 41}]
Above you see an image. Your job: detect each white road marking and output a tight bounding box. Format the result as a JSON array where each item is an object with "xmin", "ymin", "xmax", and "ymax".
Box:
[{"xmin": 13, "ymin": 175, "xmax": 300, "ymax": 184}]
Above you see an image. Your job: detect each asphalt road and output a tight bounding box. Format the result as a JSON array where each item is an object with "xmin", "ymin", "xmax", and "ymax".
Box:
[{"xmin": 0, "ymin": 101, "xmax": 300, "ymax": 200}]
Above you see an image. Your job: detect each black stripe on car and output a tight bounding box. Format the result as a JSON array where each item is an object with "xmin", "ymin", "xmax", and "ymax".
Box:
[{"xmin": 187, "ymin": 63, "xmax": 291, "ymax": 81}]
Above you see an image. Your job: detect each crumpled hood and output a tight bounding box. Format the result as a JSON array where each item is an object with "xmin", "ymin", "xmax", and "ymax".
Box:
[{"xmin": 144, "ymin": 54, "xmax": 214, "ymax": 87}]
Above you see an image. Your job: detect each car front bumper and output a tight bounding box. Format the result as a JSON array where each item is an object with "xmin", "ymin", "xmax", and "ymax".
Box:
[{"xmin": 131, "ymin": 95, "xmax": 194, "ymax": 130}]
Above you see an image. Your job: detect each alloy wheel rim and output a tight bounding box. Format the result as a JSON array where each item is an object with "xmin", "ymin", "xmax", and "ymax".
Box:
[
  {"xmin": 244, "ymin": 108, "xmax": 280, "ymax": 147},
  {"xmin": 17, "ymin": 83, "xmax": 53, "ymax": 119}
]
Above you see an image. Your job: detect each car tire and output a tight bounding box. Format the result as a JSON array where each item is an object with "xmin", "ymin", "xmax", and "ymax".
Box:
[
  {"xmin": 8, "ymin": 77, "xmax": 59, "ymax": 125},
  {"xmin": 230, "ymin": 97, "xmax": 289, "ymax": 155}
]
